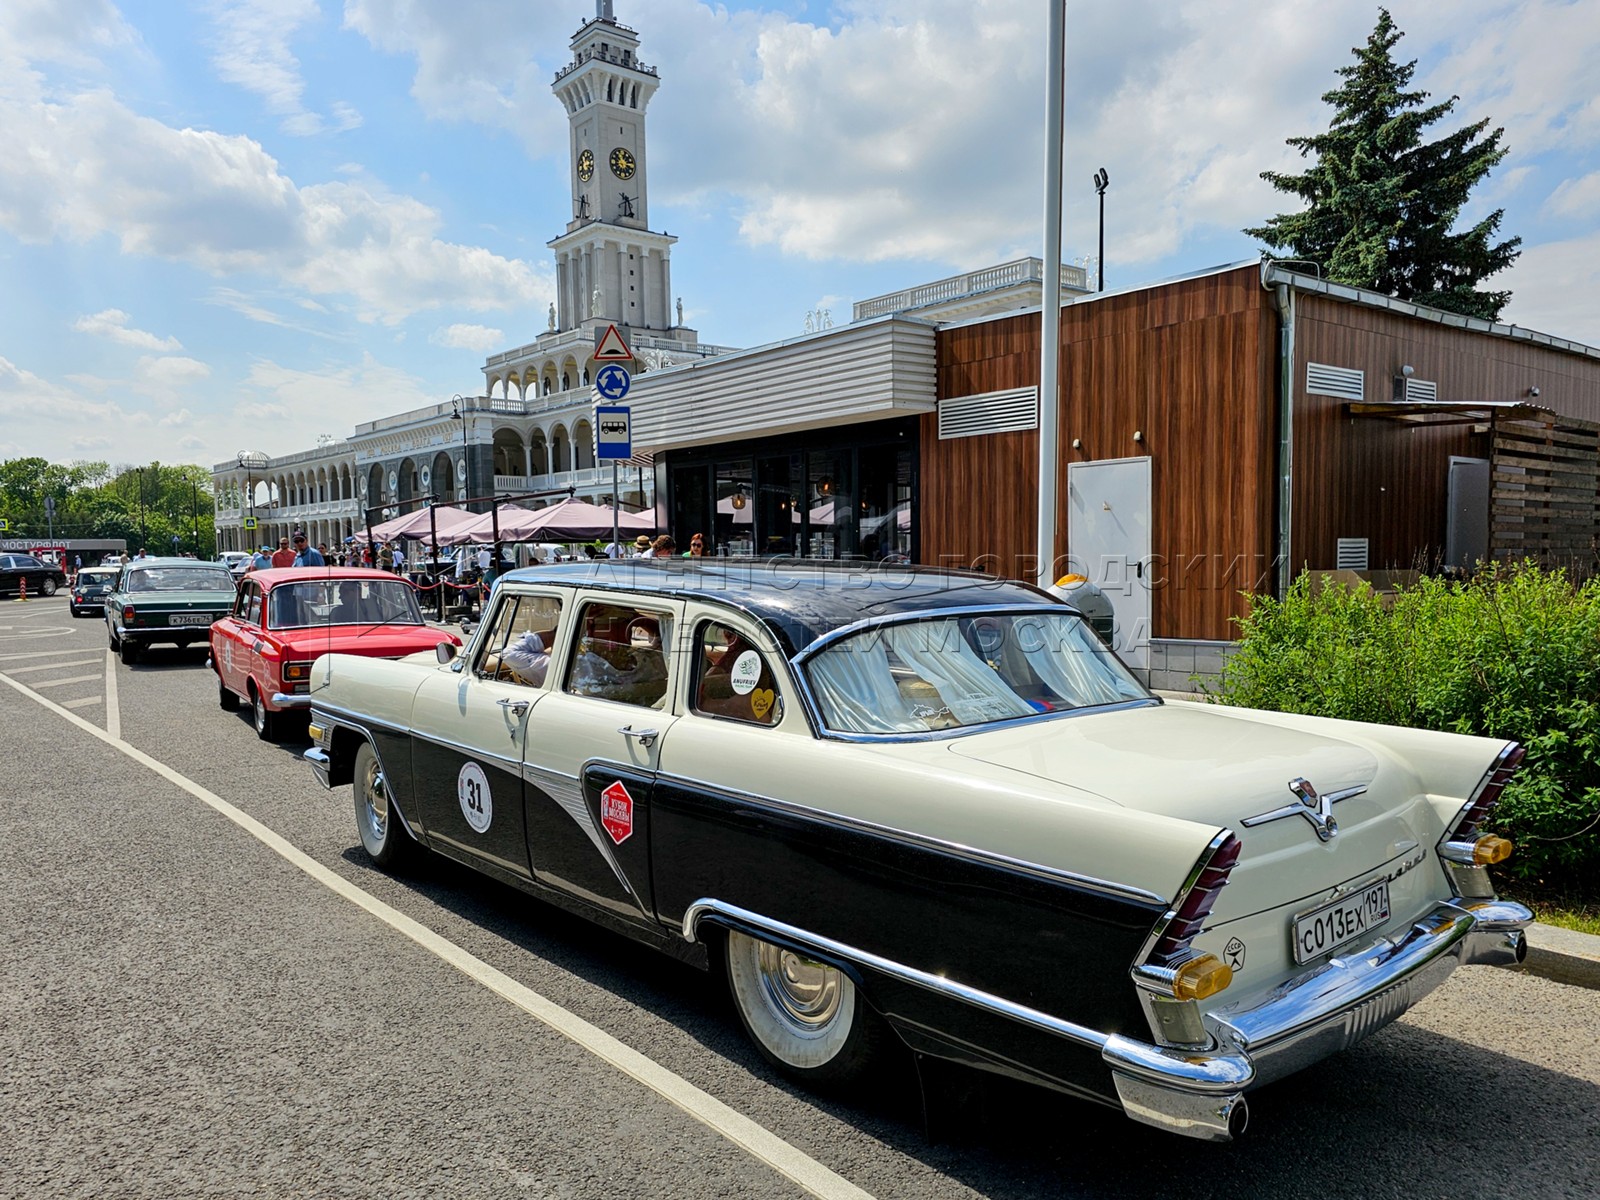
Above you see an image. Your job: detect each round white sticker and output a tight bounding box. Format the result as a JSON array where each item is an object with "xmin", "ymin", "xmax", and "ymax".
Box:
[
  {"xmin": 729, "ymin": 650, "xmax": 762, "ymax": 696},
  {"xmin": 457, "ymin": 761, "xmax": 493, "ymax": 834}
]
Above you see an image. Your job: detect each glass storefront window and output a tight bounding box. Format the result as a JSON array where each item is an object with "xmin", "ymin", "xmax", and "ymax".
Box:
[{"xmin": 715, "ymin": 459, "xmax": 753, "ymax": 557}]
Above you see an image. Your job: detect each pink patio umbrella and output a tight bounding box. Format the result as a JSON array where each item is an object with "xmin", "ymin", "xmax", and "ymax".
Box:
[
  {"xmin": 457, "ymin": 497, "xmax": 656, "ymax": 542},
  {"xmin": 358, "ymin": 504, "xmax": 480, "ymax": 544}
]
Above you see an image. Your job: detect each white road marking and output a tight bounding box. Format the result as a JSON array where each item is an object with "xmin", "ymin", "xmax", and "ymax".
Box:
[
  {"xmin": 0, "ymin": 648, "xmax": 92, "ymax": 662},
  {"xmin": 105, "ymin": 649, "xmax": 120, "ymax": 739},
  {"xmin": 5, "ymin": 658, "xmax": 103, "ymax": 674},
  {"xmin": 0, "ymin": 670, "xmax": 875, "ymax": 1200},
  {"xmin": 62, "ymin": 696, "xmax": 103, "ymax": 709},
  {"xmin": 0, "ymin": 629, "xmax": 69, "ymax": 642},
  {"xmin": 32, "ymin": 673, "xmax": 104, "ymax": 689}
]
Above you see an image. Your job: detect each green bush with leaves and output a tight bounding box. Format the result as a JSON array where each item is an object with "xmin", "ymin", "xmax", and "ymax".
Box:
[{"xmin": 1207, "ymin": 565, "xmax": 1600, "ymax": 890}]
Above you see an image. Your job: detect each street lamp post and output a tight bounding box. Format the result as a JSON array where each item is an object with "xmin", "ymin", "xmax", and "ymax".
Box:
[
  {"xmin": 451, "ymin": 395, "xmax": 470, "ymax": 506},
  {"xmin": 237, "ymin": 450, "xmax": 269, "ymax": 553},
  {"xmin": 1093, "ymin": 167, "xmax": 1109, "ymax": 292}
]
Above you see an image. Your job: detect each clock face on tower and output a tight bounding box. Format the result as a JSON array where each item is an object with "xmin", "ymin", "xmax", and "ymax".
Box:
[
  {"xmin": 609, "ymin": 147, "xmax": 636, "ymax": 180},
  {"xmin": 576, "ymin": 149, "xmax": 594, "ymax": 181}
]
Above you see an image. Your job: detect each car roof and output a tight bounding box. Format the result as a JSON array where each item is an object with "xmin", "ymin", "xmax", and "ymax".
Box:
[
  {"xmin": 125, "ymin": 557, "xmax": 230, "ymax": 568},
  {"xmin": 247, "ymin": 568, "xmax": 408, "ymax": 587},
  {"xmin": 498, "ymin": 560, "xmax": 1060, "ymax": 656}
]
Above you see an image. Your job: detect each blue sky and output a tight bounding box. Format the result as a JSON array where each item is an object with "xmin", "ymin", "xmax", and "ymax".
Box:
[{"xmin": 2, "ymin": 0, "xmax": 1597, "ymax": 472}]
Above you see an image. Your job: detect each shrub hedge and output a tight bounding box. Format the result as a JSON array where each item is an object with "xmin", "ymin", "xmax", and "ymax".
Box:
[{"xmin": 1205, "ymin": 564, "xmax": 1600, "ymax": 890}]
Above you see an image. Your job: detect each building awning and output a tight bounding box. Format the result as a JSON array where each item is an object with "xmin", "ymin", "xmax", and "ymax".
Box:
[{"xmin": 1348, "ymin": 400, "xmax": 1599, "ymax": 432}]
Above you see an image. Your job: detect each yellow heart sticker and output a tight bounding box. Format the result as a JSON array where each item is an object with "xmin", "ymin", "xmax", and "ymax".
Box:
[{"xmin": 750, "ymin": 688, "xmax": 775, "ymax": 720}]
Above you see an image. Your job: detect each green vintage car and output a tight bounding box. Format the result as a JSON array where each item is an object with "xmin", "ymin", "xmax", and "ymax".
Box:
[{"xmin": 105, "ymin": 557, "xmax": 238, "ymax": 665}]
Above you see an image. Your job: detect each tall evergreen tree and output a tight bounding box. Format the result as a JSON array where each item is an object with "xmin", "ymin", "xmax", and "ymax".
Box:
[{"xmin": 1245, "ymin": 9, "xmax": 1520, "ymax": 321}]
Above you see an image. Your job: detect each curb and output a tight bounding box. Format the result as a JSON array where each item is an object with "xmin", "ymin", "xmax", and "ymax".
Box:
[{"xmin": 1521, "ymin": 922, "xmax": 1600, "ymax": 990}]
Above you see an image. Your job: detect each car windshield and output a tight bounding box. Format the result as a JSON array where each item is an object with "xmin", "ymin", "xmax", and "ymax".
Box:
[
  {"xmin": 804, "ymin": 611, "xmax": 1149, "ymax": 736},
  {"xmin": 123, "ymin": 566, "xmax": 235, "ymax": 592},
  {"xmin": 266, "ymin": 579, "xmax": 423, "ymax": 629}
]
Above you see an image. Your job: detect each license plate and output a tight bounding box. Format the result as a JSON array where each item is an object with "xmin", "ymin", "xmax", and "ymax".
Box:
[
  {"xmin": 1292, "ymin": 879, "xmax": 1391, "ymax": 964},
  {"xmin": 169, "ymin": 613, "xmax": 213, "ymax": 626}
]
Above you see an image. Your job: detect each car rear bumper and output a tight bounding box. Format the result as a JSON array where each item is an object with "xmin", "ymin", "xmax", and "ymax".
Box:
[
  {"xmin": 1106, "ymin": 897, "xmax": 1531, "ymax": 1140},
  {"xmin": 271, "ymin": 692, "xmax": 313, "ymax": 710}
]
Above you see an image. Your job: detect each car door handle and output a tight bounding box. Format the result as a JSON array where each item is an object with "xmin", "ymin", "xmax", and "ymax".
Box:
[
  {"xmin": 617, "ymin": 725, "xmax": 659, "ymax": 748},
  {"xmin": 498, "ymin": 697, "xmax": 531, "ymax": 716}
]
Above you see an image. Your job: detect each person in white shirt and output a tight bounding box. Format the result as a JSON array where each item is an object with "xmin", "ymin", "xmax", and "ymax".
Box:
[
  {"xmin": 391, "ymin": 543, "xmax": 405, "ymax": 572},
  {"xmin": 477, "ymin": 546, "xmax": 492, "ymax": 574},
  {"xmin": 483, "ymin": 631, "xmax": 549, "ymax": 686}
]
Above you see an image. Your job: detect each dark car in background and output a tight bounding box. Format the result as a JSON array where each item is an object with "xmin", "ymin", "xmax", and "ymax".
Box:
[
  {"xmin": 0, "ymin": 553, "xmax": 69, "ymax": 599},
  {"xmin": 105, "ymin": 557, "xmax": 237, "ymax": 664},
  {"xmin": 69, "ymin": 566, "xmax": 120, "ymax": 616}
]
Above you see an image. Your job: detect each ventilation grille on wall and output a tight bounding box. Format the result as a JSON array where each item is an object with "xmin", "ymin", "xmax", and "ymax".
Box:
[
  {"xmin": 1306, "ymin": 363, "xmax": 1366, "ymax": 401},
  {"xmin": 938, "ymin": 387, "xmax": 1039, "ymax": 440},
  {"xmin": 1336, "ymin": 537, "xmax": 1370, "ymax": 570},
  {"xmin": 1404, "ymin": 377, "xmax": 1438, "ymax": 403}
]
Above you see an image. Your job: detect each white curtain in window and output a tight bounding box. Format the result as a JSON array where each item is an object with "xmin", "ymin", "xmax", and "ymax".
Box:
[
  {"xmin": 1014, "ymin": 617, "xmax": 1138, "ymax": 707},
  {"xmin": 883, "ymin": 622, "xmax": 1034, "ymax": 725},
  {"xmin": 808, "ymin": 637, "xmax": 923, "ymax": 733}
]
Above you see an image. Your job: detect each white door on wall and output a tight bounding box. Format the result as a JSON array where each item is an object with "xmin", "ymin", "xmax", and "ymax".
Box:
[{"xmin": 1066, "ymin": 457, "xmax": 1152, "ymax": 670}]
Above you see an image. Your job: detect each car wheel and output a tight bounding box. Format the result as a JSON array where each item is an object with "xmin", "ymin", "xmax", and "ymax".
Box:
[
  {"xmin": 118, "ymin": 639, "xmax": 139, "ymax": 665},
  {"xmin": 218, "ymin": 672, "xmax": 240, "ymax": 712},
  {"xmin": 353, "ymin": 741, "xmax": 415, "ymax": 869},
  {"xmin": 39, "ymin": 577, "xmax": 57, "ymax": 597},
  {"xmin": 250, "ymin": 686, "xmax": 276, "ymax": 742},
  {"xmin": 724, "ymin": 929, "xmax": 887, "ymax": 1085}
]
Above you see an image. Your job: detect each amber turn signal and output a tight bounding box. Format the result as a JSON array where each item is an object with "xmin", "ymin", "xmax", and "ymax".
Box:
[
  {"xmin": 1473, "ymin": 835, "xmax": 1514, "ymax": 865},
  {"xmin": 1172, "ymin": 954, "xmax": 1233, "ymax": 1001}
]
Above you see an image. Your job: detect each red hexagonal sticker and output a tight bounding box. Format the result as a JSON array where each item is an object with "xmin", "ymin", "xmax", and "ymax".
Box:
[{"xmin": 600, "ymin": 780, "xmax": 634, "ymax": 845}]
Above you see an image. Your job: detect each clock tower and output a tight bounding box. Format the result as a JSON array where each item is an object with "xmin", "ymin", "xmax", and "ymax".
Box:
[{"xmin": 550, "ymin": 1, "xmax": 678, "ymax": 333}]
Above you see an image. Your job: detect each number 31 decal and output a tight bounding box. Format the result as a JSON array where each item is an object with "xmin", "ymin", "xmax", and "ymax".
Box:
[{"xmin": 457, "ymin": 761, "xmax": 493, "ymax": 834}]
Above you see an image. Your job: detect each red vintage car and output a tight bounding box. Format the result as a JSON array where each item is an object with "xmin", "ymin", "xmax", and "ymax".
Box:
[{"xmin": 210, "ymin": 568, "xmax": 461, "ymax": 741}]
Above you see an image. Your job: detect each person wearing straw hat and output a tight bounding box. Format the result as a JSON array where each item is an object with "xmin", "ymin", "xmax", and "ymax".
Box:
[{"xmin": 632, "ymin": 534, "xmax": 653, "ymax": 558}]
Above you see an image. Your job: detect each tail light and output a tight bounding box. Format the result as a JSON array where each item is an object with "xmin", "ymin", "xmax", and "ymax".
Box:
[
  {"xmin": 123, "ymin": 605, "xmax": 136, "ymax": 623},
  {"xmin": 1447, "ymin": 744, "xmax": 1524, "ymax": 842},
  {"xmin": 1146, "ymin": 833, "xmax": 1242, "ymax": 971},
  {"xmin": 282, "ymin": 660, "xmax": 314, "ymax": 683},
  {"xmin": 1438, "ymin": 744, "xmax": 1523, "ymax": 896}
]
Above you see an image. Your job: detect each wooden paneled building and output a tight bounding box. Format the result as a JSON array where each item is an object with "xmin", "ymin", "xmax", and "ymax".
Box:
[{"xmin": 925, "ymin": 262, "xmax": 1600, "ymax": 673}]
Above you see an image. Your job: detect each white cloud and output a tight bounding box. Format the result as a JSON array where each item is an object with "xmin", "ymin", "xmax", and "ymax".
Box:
[
  {"xmin": 73, "ymin": 308, "xmax": 182, "ymax": 351},
  {"xmin": 1501, "ymin": 231, "xmax": 1600, "ymax": 347},
  {"xmin": 0, "ymin": 82, "xmax": 549, "ymax": 323},
  {"xmin": 159, "ymin": 407, "xmax": 194, "ymax": 427},
  {"xmin": 431, "ymin": 323, "xmax": 502, "ymax": 351},
  {"xmin": 1546, "ymin": 172, "xmax": 1600, "ymax": 221},
  {"xmin": 206, "ymin": 0, "xmax": 361, "ymax": 137}
]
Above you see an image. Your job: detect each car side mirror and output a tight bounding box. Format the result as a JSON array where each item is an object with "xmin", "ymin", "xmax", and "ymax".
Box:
[{"xmin": 436, "ymin": 641, "xmax": 458, "ymax": 664}]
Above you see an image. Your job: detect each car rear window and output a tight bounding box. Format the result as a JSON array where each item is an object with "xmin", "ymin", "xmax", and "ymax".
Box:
[
  {"xmin": 267, "ymin": 579, "xmax": 423, "ymax": 629},
  {"xmin": 124, "ymin": 567, "xmax": 236, "ymax": 592}
]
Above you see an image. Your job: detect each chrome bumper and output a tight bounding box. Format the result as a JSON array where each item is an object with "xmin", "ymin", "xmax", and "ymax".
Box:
[
  {"xmin": 304, "ymin": 745, "xmax": 332, "ymax": 789},
  {"xmin": 270, "ymin": 692, "xmax": 313, "ymax": 709},
  {"xmin": 1108, "ymin": 898, "xmax": 1531, "ymax": 1141}
]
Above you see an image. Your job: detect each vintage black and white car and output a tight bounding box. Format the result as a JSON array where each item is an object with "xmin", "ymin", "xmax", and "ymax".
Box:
[{"xmin": 304, "ymin": 561, "xmax": 1531, "ymax": 1140}]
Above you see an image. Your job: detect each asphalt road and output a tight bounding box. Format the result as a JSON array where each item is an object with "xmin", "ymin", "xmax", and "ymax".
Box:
[{"xmin": 2, "ymin": 593, "xmax": 1598, "ymax": 1200}]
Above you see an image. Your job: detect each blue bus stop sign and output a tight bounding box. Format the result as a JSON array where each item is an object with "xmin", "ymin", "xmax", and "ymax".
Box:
[{"xmin": 595, "ymin": 406, "xmax": 632, "ymax": 460}]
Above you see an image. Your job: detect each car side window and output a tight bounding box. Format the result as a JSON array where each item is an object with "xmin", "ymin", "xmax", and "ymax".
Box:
[
  {"xmin": 232, "ymin": 584, "xmax": 251, "ymax": 619},
  {"xmin": 475, "ymin": 593, "xmax": 563, "ymax": 689},
  {"xmin": 693, "ymin": 621, "xmax": 782, "ymax": 727},
  {"xmin": 563, "ymin": 601, "xmax": 672, "ymax": 709},
  {"xmin": 244, "ymin": 584, "xmax": 264, "ymax": 626}
]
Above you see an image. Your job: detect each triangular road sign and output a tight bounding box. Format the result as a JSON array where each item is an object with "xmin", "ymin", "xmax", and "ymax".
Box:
[{"xmin": 593, "ymin": 323, "xmax": 633, "ymax": 361}]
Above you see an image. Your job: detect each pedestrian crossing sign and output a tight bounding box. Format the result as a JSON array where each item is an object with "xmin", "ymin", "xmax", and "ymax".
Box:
[{"xmin": 243, "ymin": 516, "xmax": 259, "ymax": 530}]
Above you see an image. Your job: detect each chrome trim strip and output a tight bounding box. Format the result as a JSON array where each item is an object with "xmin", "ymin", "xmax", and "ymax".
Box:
[
  {"xmin": 660, "ymin": 770, "xmax": 1165, "ymax": 907},
  {"xmin": 399, "ymin": 725, "xmax": 523, "ymax": 776},
  {"xmin": 681, "ymin": 898, "xmax": 1112, "ymax": 1053}
]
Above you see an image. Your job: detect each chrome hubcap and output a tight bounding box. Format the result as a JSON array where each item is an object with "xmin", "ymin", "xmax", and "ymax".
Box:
[
  {"xmin": 362, "ymin": 764, "xmax": 389, "ymax": 840},
  {"xmin": 754, "ymin": 942, "xmax": 844, "ymax": 1032}
]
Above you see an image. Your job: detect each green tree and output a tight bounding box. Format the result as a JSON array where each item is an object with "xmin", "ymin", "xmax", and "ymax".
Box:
[{"xmin": 1245, "ymin": 8, "xmax": 1520, "ymax": 321}]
